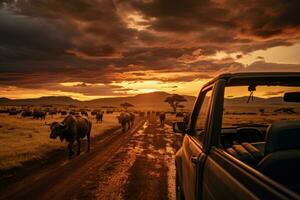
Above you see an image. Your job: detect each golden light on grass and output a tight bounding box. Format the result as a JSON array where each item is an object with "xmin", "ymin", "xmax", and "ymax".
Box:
[{"xmin": 0, "ymin": 112, "xmax": 120, "ymax": 170}]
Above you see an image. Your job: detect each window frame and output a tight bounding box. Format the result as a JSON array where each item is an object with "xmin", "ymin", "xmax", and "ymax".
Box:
[{"xmin": 189, "ymin": 83, "xmax": 215, "ymax": 148}]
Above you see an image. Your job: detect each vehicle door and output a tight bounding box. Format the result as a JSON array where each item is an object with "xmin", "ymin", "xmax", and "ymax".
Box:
[
  {"xmin": 201, "ymin": 80, "xmax": 300, "ymax": 200},
  {"xmin": 181, "ymin": 85, "xmax": 214, "ymax": 200}
]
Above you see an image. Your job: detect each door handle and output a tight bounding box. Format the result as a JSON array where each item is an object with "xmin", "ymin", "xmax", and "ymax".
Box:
[{"xmin": 190, "ymin": 155, "xmax": 198, "ymax": 164}]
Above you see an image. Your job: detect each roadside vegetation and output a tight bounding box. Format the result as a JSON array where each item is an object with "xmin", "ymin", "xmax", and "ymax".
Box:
[{"xmin": 0, "ymin": 112, "xmax": 119, "ymax": 170}]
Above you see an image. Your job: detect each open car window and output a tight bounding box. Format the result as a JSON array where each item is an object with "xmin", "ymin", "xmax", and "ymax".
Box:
[
  {"xmin": 222, "ymin": 86, "xmax": 300, "ymax": 129},
  {"xmin": 220, "ymin": 84, "xmax": 300, "ymax": 195}
]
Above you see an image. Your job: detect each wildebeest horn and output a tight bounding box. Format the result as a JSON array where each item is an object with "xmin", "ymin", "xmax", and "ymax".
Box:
[{"xmin": 59, "ymin": 122, "xmax": 66, "ymax": 127}]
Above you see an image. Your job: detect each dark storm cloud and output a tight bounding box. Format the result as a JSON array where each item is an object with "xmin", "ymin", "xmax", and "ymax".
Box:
[
  {"xmin": 0, "ymin": 9, "xmax": 74, "ymax": 61},
  {"xmin": 124, "ymin": 0, "xmax": 300, "ymax": 37},
  {"xmin": 246, "ymin": 61, "xmax": 300, "ymax": 72},
  {"xmin": 0, "ymin": 0, "xmax": 300, "ymax": 96}
]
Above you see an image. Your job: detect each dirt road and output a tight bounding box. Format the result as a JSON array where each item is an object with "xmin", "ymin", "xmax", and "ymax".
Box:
[{"xmin": 0, "ymin": 116, "xmax": 182, "ymax": 200}]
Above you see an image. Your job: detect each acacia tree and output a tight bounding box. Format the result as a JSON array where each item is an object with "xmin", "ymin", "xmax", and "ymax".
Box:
[
  {"xmin": 120, "ymin": 102, "xmax": 134, "ymax": 111},
  {"xmin": 164, "ymin": 94, "xmax": 187, "ymax": 113}
]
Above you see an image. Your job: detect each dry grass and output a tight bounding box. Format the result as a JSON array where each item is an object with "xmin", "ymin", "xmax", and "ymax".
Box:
[
  {"xmin": 223, "ymin": 103, "xmax": 300, "ymax": 127},
  {"xmin": 0, "ymin": 112, "xmax": 120, "ymax": 170},
  {"xmin": 163, "ymin": 103, "xmax": 300, "ymax": 128}
]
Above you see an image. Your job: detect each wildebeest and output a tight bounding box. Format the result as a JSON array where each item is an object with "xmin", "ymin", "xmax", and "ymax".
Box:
[
  {"xmin": 81, "ymin": 111, "xmax": 88, "ymax": 117},
  {"xmin": 95, "ymin": 112, "xmax": 103, "ymax": 123},
  {"xmin": 60, "ymin": 111, "xmax": 67, "ymax": 115},
  {"xmin": 159, "ymin": 112, "xmax": 166, "ymax": 125},
  {"xmin": 91, "ymin": 110, "xmax": 100, "ymax": 116},
  {"xmin": 69, "ymin": 110, "xmax": 79, "ymax": 115},
  {"xmin": 118, "ymin": 112, "xmax": 131, "ymax": 132},
  {"xmin": 33, "ymin": 110, "xmax": 46, "ymax": 120},
  {"xmin": 0, "ymin": 109, "xmax": 9, "ymax": 114},
  {"xmin": 48, "ymin": 115, "xmax": 92, "ymax": 157},
  {"xmin": 8, "ymin": 109, "xmax": 17, "ymax": 115},
  {"xmin": 21, "ymin": 110, "xmax": 33, "ymax": 117},
  {"xmin": 48, "ymin": 111, "xmax": 57, "ymax": 116}
]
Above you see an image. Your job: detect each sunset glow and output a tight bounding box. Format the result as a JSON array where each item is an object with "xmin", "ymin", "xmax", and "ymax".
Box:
[{"xmin": 0, "ymin": 0, "xmax": 299, "ymax": 100}]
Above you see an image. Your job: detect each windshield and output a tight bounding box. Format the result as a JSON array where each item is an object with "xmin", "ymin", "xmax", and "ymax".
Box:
[{"xmin": 222, "ymin": 85, "xmax": 300, "ymax": 128}]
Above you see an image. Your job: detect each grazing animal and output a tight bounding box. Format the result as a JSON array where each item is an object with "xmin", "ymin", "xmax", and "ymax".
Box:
[
  {"xmin": 60, "ymin": 111, "xmax": 67, "ymax": 115},
  {"xmin": 91, "ymin": 110, "xmax": 100, "ymax": 116},
  {"xmin": 95, "ymin": 112, "xmax": 103, "ymax": 123},
  {"xmin": 49, "ymin": 115, "xmax": 92, "ymax": 157},
  {"xmin": 0, "ymin": 109, "xmax": 8, "ymax": 114},
  {"xmin": 81, "ymin": 111, "xmax": 88, "ymax": 117},
  {"xmin": 8, "ymin": 109, "xmax": 17, "ymax": 115},
  {"xmin": 69, "ymin": 110, "xmax": 79, "ymax": 115},
  {"xmin": 21, "ymin": 110, "xmax": 33, "ymax": 117},
  {"xmin": 33, "ymin": 110, "xmax": 46, "ymax": 120},
  {"xmin": 48, "ymin": 111, "xmax": 57, "ymax": 116},
  {"xmin": 159, "ymin": 112, "xmax": 166, "ymax": 126},
  {"xmin": 118, "ymin": 112, "xmax": 131, "ymax": 132}
]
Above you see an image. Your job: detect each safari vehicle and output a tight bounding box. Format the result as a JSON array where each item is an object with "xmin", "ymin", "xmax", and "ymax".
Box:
[{"xmin": 173, "ymin": 72, "xmax": 300, "ymax": 200}]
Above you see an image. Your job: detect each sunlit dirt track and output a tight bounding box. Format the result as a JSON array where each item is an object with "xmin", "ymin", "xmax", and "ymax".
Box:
[{"xmin": 0, "ymin": 115, "xmax": 182, "ymax": 200}]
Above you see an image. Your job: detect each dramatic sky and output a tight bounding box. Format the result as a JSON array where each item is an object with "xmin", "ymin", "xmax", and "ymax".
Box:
[{"xmin": 0, "ymin": 0, "xmax": 300, "ymax": 100}]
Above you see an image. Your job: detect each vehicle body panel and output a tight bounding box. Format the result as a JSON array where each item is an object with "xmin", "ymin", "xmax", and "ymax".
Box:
[{"xmin": 175, "ymin": 72, "xmax": 300, "ymax": 200}]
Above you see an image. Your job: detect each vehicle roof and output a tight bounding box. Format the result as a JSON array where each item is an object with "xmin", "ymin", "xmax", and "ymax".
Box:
[{"xmin": 203, "ymin": 72, "xmax": 300, "ymax": 88}]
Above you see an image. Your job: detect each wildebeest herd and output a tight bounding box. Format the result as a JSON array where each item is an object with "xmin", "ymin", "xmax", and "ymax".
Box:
[{"xmin": 1, "ymin": 107, "xmax": 189, "ymax": 158}]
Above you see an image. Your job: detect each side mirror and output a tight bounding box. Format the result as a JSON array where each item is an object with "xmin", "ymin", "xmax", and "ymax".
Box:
[
  {"xmin": 173, "ymin": 121, "xmax": 187, "ymax": 134},
  {"xmin": 284, "ymin": 92, "xmax": 300, "ymax": 102}
]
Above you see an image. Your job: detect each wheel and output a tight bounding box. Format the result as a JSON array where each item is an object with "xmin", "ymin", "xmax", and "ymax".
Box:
[{"xmin": 176, "ymin": 169, "xmax": 185, "ymax": 200}]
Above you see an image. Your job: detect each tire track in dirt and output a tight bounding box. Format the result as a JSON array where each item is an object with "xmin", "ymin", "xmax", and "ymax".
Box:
[{"xmin": 94, "ymin": 116, "xmax": 183, "ymax": 200}]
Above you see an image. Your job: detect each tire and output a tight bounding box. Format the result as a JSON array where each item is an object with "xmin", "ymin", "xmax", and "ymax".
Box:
[{"xmin": 176, "ymin": 169, "xmax": 185, "ymax": 200}]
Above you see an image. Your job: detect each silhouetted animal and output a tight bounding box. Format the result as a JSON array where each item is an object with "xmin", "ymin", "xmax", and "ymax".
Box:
[
  {"xmin": 69, "ymin": 110, "xmax": 79, "ymax": 115},
  {"xmin": 48, "ymin": 111, "xmax": 57, "ymax": 116},
  {"xmin": 49, "ymin": 115, "xmax": 92, "ymax": 157},
  {"xmin": 159, "ymin": 113, "xmax": 166, "ymax": 125},
  {"xmin": 60, "ymin": 111, "xmax": 67, "ymax": 115},
  {"xmin": 95, "ymin": 112, "xmax": 103, "ymax": 123},
  {"xmin": 8, "ymin": 109, "xmax": 17, "ymax": 115},
  {"xmin": 33, "ymin": 110, "xmax": 46, "ymax": 120},
  {"xmin": 21, "ymin": 110, "xmax": 33, "ymax": 117},
  {"xmin": 91, "ymin": 110, "xmax": 100, "ymax": 116},
  {"xmin": 0, "ymin": 109, "xmax": 9, "ymax": 114},
  {"xmin": 118, "ymin": 112, "xmax": 131, "ymax": 132},
  {"xmin": 81, "ymin": 111, "xmax": 88, "ymax": 117}
]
